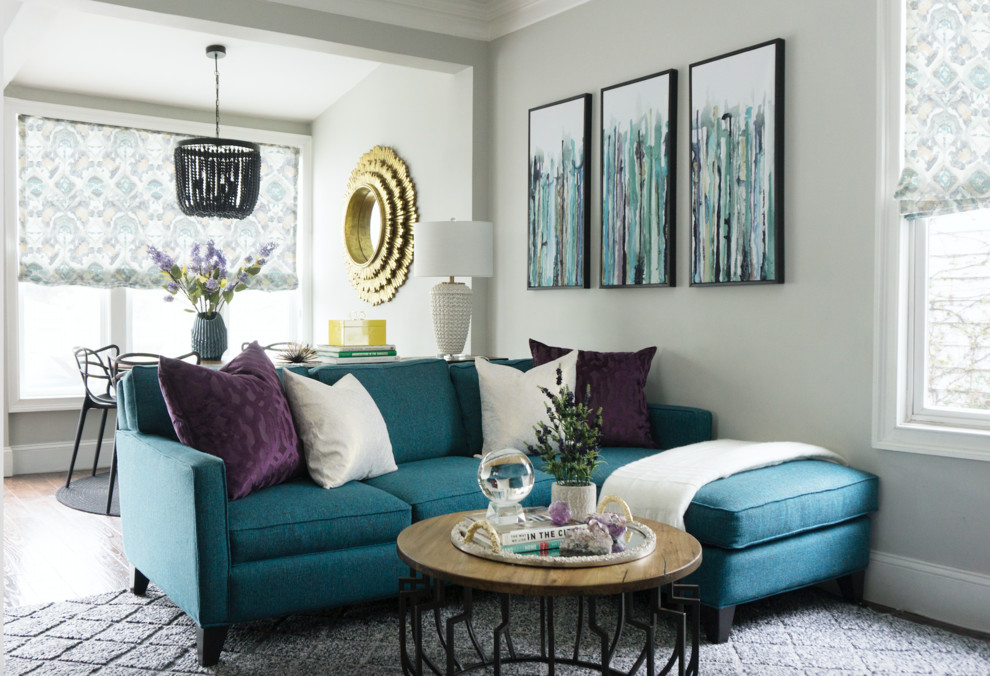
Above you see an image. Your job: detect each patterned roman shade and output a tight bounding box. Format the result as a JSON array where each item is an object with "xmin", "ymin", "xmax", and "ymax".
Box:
[
  {"xmin": 894, "ymin": 0, "xmax": 990, "ymax": 218},
  {"xmin": 17, "ymin": 114, "xmax": 299, "ymax": 289}
]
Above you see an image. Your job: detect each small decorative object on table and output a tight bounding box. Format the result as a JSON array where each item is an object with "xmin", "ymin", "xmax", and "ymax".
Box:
[
  {"xmin": 559, "ymin": 519, "xmax": 613, "ymax": 556},
  {"xmin": 328, "ymin": 313, "xmax": 387, "ymax": 346},
  {"xmin": 548, "ymin": 500, "xmax": 571, "ymax": 525},
  {"xmin": 559, "ymin": 495, "xmax": 632, "ymax": 556},
  {"xmin": 277, "ymin": 343, "xmax": 319, "ymax": 364},
  {"xmin": 147, "ymin": 240, "xmax": 277, "ymax": 360},
  {"xmin": 527, "ymin": 365, "xmax": 603, "ymax": 521},
  {"xmin": 477, "ymin": 447, "xmax": 535, "ymax": 525}
]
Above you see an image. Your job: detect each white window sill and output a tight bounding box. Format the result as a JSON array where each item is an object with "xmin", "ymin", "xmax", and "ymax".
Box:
[
  {"xmin": 873, "ymin": 420, "xmax": 990, "ymax": 462},
  {"xmin": 8, "ymin": 396, "xmax": 85, "ymax": 413}
]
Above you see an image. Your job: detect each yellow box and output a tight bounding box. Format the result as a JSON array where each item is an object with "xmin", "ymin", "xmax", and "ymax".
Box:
[{"xmin": 328, "ymin": 320, "xmax": 387, "ymax": 346}]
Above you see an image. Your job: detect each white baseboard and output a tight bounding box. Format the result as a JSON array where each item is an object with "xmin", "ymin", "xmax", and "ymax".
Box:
[
  {"xmin": 866, "ymin": 549, "xmax": 990, "ymax": 633},
  {"xmin": 6, "ymin": 438, "xmax": 114, "ymax": 477}
]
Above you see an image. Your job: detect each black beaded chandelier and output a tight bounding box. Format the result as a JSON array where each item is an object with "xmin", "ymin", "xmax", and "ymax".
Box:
[{"xmin": 174, "ymin": 45, "xmax": 261, "ymax": 220}]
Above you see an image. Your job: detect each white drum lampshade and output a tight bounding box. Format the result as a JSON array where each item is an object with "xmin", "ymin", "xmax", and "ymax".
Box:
[{"xmin": 413, "ymin": 220, "xmax": 494, "ymax": 357}]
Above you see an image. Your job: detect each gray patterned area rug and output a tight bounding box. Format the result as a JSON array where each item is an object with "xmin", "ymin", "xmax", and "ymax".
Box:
[{"xmin": 4, "ymin": 585, "xmax": 990, "ymax": 675}]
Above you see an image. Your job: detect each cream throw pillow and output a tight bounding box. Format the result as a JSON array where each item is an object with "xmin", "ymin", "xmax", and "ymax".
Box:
[
  {"xmin": 476, "ymin": 350, "xmax": 578, "ymax": 454},
  {"xmin": 282, "ymin": 370, "xmax": 397, "ymax": 488}
]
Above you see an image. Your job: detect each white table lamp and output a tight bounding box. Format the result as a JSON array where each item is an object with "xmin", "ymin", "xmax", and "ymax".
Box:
[{"xmin": 413, "ymin": 220, "xmax": 494, "ymax": 357}]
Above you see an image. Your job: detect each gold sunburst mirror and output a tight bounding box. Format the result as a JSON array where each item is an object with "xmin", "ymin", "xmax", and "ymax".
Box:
[{"xmin": 342, "ymin": 146, "xmax": 418, "ymax": 305}]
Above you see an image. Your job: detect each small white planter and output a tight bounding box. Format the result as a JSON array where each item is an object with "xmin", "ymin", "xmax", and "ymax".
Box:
[{"xmin": 551, "ymin": 482, "xmax": 597, "ymax": 522}]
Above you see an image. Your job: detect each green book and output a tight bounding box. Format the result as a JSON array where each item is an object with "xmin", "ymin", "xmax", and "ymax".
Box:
[{"xmin": 318, "ymin": 349, "xmax": 397, "ymax": 358}]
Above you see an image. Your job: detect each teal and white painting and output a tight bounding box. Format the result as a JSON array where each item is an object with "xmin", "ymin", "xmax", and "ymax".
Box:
[
  {"xmin": 690, "ymin": 39, "xmax": 784, "ymax": 285},
  {"xmin": 528, "ymin": 94, "xmax": 591, "ymax": 289},
  {"xmin": 601, "ymin": 69, "xmax": 677, "ymax": 287}
]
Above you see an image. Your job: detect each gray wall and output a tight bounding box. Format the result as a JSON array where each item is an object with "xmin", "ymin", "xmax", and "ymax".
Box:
[{"xmin": 486, "ymin": 0, "xmax": 989, "ymax": 628}]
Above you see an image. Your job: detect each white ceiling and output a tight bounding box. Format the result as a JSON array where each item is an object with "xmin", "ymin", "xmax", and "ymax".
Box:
[
  {"xmin": 3, "ymin": 0, "xmax": 588, "ymax": 123},
  {"xmin": 4, "ymin": 6, "xmax": 381, "ymax": 123}
]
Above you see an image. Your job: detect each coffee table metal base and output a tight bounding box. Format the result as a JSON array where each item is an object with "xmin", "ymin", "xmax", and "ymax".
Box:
[{"xmin": 399, "ymin": 572, "xmax": 700, "ymax": 676}]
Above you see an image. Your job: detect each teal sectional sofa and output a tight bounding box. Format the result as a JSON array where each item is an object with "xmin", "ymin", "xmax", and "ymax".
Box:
[{"xmin": 115, "ymin": 357, "xmax": 876, "ymax": 665}]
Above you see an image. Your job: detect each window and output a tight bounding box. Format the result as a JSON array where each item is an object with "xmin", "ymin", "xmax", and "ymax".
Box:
[
  {"xmin": 914, "ymin": 210, "xmax": 990, "ymax": 421},
  {"xmin": 18, "ymin": 284, "xmax": 106, "ymax": 401},
  {"xmin": 874, "ymin": 0, "xmax": 990, "ymax": 459},
  {"xmin": 6, "ymin": 101, "xmax": 311, "ymax": 410}
]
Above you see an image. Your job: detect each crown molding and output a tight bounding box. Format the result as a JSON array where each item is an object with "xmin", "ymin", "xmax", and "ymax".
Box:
[
  {"xmin": 263, "ymin": 0, "xmax": 589, "ymax": 41},
  {"xmin": 486, "ymin": 0, "xmax": 590, "ymax": 39}
]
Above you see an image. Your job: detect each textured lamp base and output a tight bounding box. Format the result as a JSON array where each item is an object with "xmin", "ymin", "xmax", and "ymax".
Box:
[{"xmin": 431, "ymin": 281, "xmax": 472, "ymax": 356}]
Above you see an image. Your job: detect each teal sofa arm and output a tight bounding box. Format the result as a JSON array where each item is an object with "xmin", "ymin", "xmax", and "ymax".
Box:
[
  {"xmin": 648, "ymin": 404, "xmax": 714, "ymax": 449},
  {"xmin": 115, "ymin": 430, "xmax": 230, "ymax": 627}
]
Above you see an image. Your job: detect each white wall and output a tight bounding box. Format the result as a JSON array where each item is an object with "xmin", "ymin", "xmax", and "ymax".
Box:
[
  {"xmin": 311, "ymin": 64, "xmax": 480, "ymax": 356},
  {"xmin": 488, "ymin": 0, "xmax": 990, "ymax": 631}
]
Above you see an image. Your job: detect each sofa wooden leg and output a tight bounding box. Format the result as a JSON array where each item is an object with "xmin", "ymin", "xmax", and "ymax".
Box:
[
  {"xmin": 701, "ymin": 604, "xmax": 735, "ymax": 643},
  {"xmin": 132, "ymin": 568, "xmax": 149, "ymax": 596},
  {"xmin": 197, "ymin": 625, "xmax": 229, "ymax": 667},
  {"xmin": 837, "ymin": 570, "xmax": 865, "ymax": 604}
]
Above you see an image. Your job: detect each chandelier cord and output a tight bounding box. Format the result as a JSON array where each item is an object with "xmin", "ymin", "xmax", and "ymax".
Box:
[{"xmin": 214, "ymin": 53, "xmax": 220, "ymax": 139}]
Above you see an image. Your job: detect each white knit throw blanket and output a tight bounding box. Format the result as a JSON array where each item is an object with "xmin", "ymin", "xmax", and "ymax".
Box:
[{"xmin": 600, "ymin": 439, "xmax": 847, "ymax": 530}]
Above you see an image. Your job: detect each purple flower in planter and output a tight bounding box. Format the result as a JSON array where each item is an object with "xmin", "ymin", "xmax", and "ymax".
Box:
[
  {"xmin": 190, "ymin": 242, "xmax": 203, "ymax": 273},
  {"xmin": 148, "ymin": 240, "xmax": 276, "ymax": 315},
  {"xmin": 147, "ymin": 246, "xmax": 174, "ymax": 272},
  {"xmin": 259, "ymin": 241, "xmax": 278, "ymax": 258}
]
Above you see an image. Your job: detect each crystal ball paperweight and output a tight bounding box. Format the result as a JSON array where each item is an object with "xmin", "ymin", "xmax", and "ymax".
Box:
[{"xmin": 477, "ymin": 447, "xmax": 535, "ymax": 526}]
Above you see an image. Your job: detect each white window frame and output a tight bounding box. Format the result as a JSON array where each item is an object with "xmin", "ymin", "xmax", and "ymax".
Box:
[
  {"xmin": 873, "ymin": 0, "xmax": 990, "ymax": 461},
  {"xmin": 4, "ymin": 97, "xmax": 313, "ymax": 412}
]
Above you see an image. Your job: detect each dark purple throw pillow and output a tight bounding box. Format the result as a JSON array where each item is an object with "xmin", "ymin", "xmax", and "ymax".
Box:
[
  {"xmin": 529, "ymin": 339, "xmax": 658, "ymax": 449},
  {"xmin": 158, "ymin": 341, "xmax": 303, "ymax": 500}
]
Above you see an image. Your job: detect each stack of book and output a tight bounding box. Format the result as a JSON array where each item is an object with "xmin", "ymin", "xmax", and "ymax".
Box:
[
  {"xmin": 465, "ymin": 507, "xmax": 584, "ymax": 555},
  {"xmin": 315, "ymin": 344, "xmax": 399, "ymax": 364}
]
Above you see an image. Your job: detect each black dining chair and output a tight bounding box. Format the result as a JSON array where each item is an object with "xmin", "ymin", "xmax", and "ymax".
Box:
[
  {"xmin": 66, "ymin": 345, "xmax": 120, "ymax": 493},
  {"xmin": 103, "ymin": 351, "xmax": 200, "ymax": 514}
]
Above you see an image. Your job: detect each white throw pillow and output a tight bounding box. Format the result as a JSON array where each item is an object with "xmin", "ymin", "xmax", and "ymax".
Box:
[
  {"xmin": 476, "ymin": 350, "xmax": 578, "ymax": 454},
  {"xmin": 282, "ymin": 370, "xmax": 397, "ymax": 488}
]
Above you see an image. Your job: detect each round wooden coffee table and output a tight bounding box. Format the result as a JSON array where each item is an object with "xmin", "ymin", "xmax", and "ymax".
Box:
[{"xmin": 396, "ymin": 511, "xmax": 702, "ymax": 676}]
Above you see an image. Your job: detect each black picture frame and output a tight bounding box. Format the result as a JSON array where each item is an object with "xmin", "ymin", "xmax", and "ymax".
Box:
[
  {"xmin": 527, "ymin": 93, "xmax": 592, "ymax": 289},
  {"xmin": 600, "ymin": 69, "xmax": 677, "ymax": 288},
  {"xmin": 689, "ymin": 38, "xmax": 785, "ymax": 286}
]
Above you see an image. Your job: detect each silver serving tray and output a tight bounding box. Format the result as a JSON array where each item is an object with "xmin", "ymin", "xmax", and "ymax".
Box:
[{"xmin": 450, "ymin": 518, "xmax": 656, "ymax": 568}]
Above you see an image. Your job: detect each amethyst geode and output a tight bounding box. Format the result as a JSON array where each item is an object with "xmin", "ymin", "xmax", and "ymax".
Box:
[
  {"xmin": 586, "ymin": 512, "xmax": 627, "ymax": 539},
  {"xmin": 559, "ymin": 520, "xmax": 613, "ymax": 556},
  {"xmin": 548, "ymin": 500, "xmax": 572, "ymax": 526}
]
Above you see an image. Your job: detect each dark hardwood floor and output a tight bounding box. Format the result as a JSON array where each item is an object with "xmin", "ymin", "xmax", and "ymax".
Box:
[{"xmin": 4, "ymin": 471, "xmax": 130, "ymax": 611}]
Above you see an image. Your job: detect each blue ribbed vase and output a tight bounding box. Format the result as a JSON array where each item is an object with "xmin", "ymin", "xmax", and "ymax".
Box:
[{"xmin": 191, "ymin": 313, "xmax": 227, "ymax": 361}]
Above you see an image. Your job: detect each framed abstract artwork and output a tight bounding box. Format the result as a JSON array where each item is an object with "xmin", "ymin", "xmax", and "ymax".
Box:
[
  {"xmin": 600, "ymin": 69, "xmax": 677, "ymax": 288},
  {"xmin": 528, "ymin": 93, "xmax": 592, "ymax": 289},
  {"xmin": 689, "ymin": 39, "xmax": 784, "ymax": 285}
]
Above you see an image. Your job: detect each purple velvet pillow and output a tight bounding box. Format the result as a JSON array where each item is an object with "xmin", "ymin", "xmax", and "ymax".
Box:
[
  {"xmin": 529, "ymin": 339, "xmax": 658, "ymax": 448},
  {"xmin": 158, "ymin": 341, "xmax": 303, "ymax": 500}
]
